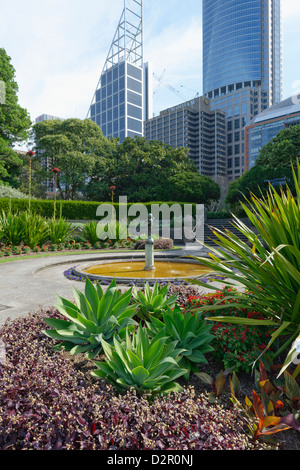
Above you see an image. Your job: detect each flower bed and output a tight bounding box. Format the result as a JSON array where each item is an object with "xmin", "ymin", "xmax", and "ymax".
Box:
[
  {"xmin": 185, "ymin": 287, "xmax": 275, "ymax": 373},
  {"xmin": 0, "ymin": 239, "xmax": 135, "ymax": 259}
]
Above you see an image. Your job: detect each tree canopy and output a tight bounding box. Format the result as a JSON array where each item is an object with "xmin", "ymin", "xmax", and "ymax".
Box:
[
  {"xmin": 32, "ymin": 118, "xmax": 115, "ymax": 200},
  {"xmin": 226, "ymin": 124, "xmax": 300, "ymax": 208},
  {"xmin": 32, "ymin": 120, "xmax": 220, "ymax": 204},
  {"xmin": 86, "ymin": 136, "xmax": 220, "ymax": 205},
  {"xmin": 0, "ymin": 48, "xmax": 32, "ymax": 186},
  {"xmin": 256, "ymin": 124, "xmax": 300, "ymax": 169}
]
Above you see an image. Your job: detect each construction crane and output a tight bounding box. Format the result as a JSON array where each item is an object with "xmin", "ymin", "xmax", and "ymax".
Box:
[
  {"xmin": 153, "ymin": 70, "xmax": 186, "ymax": 101},
  {"xmin": 180, "ymin": 85, "xmax": 200, "ymax": 98},
  {"xmin": 153, "ymin": 69, "xmax": 166, "ymax": 95}
]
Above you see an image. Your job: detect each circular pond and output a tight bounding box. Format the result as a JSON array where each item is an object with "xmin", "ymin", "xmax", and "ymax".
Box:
[{"xmin": 73, "ymin": 256, "xmax": 212, "ymax": 284}]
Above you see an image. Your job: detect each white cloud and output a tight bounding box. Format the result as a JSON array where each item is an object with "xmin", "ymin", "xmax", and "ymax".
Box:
[
  {"xmin": 281, "ymin": 0, "xmax": 300, "ymax": 20},
  {"xmin": 145, "ymin": 17, "xmax": 202, "ymax": 113},
  {"xmin": 0, "ymin": 0, "xmax": 123, "ymax": 121},
  {"xmin": 1, "ymin": 0, "xmax": 300, "ymax": 123}
]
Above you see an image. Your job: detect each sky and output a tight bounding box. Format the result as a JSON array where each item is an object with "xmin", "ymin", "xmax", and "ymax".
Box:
[{"xmin": 1, "ymin": 0, "xmax": 300, "ymax": 129}]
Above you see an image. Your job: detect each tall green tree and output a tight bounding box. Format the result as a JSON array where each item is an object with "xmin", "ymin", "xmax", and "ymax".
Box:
[
  {"xmin": 0, "ymin": 48, "xmax": 32, "ymax": 186},
  {"xmin": 256, "ymin": 124, "xmax": 300, "ymax": 169},
  {"xmin": 32, "ymin": 118, "xmax": 115, "ymax": 200},
  {"xmin": 86, "ymin": 137, "xmax": 219, "ymax": 204}
]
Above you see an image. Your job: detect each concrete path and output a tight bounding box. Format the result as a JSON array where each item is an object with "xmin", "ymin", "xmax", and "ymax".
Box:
[{"xmin": 0, "ymin": 244, "xmax": 219, "ymax": 327}]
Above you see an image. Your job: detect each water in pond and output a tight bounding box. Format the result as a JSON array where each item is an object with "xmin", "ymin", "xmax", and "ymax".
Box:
[{"xmin": 83, "ymin": 261, "xmax": 212, "ymax": 279}]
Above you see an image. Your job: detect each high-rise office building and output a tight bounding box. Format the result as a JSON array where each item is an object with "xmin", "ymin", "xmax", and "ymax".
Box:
[
  {"xmin": 202, "ymin": 0, "xmax": 283, "ymax": 180},
  {"xmin": 245, "ymin": 96, "xmax": 300, "ymax": 170},
  {"xmin": 144, "ymin": 96, "xmax": 226, "ymax": 182},
  {"xmin": 87, "ymin": 0, "xmax": 152, "ymax": 142}
]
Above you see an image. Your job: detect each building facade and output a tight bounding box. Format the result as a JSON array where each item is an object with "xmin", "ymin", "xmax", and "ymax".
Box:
[
  {"xmin": 245, "ymin": 96, "xmax": 300, "ymax": 170},
  {"xmin": 203, "ymin": 0, "xmax": 283, "ymax": 180},
  {"xmin": 144, "ymin": 96, "xmax": 226, "ymax": 182},
  {"xmin": 87, "ymin": 0, "xmax": 152, "ymax": 141}
]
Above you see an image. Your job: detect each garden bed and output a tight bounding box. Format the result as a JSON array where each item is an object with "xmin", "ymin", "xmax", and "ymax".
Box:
[
  {"xmin": 0, "ymin": 283, "xmax": 299, "ymax": 451},
  {"xmin": 0, "ymin": 309, "xmax": 271, "ymax": 451}
]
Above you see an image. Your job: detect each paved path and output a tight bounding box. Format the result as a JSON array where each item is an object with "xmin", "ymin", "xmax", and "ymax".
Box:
[{"xmin": 0, "ymin": 244, "xmax": 220, "ymax": 327}]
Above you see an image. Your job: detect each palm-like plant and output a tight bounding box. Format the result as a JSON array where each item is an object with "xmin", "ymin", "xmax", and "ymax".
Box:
[
  {"xmin": 92, "ymin": 324, "xmax": 188, "ymax": 396},
  {"xmin": 43, "ymin": 278, "xmax": 137, "ymax": 359},
  {"xmin": 190, "ymin": 161, "xmax": 300, "ymax": 373}
]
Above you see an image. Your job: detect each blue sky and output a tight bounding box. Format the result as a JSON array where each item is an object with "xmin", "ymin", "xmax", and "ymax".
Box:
[{"xmin": 1, "ymin": 0, "xmax": 300, "ymax": 125}]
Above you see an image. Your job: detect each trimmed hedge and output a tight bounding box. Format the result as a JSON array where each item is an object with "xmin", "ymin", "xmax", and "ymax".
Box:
[{"xmin": 0, "ymin": 198, "xmax": 199, "ymax": 221}]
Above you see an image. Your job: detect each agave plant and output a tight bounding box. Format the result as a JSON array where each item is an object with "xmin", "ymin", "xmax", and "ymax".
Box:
[
  {"xmin": 43, "ymin": 278, "xmax": 137, "ymax": 359},
  {"xmin": 147, "ymin": 305, "xmax": 214, "ymax": 379},
  {"xmin": 132, "ymin": 282, "xmax": 178, "ymax": 321},
  {"xmin": 92, "ymin": 324, "xmax": 188, "ymax": 396},
  {"xmin": 189, "ymin": 161, "xmax": 300, "ymax": 374}
]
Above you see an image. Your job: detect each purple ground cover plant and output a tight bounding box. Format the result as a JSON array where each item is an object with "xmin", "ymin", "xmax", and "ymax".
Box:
[{"xmin": 0, "ymin": 309, "xmax": 273, "ymax": 450}]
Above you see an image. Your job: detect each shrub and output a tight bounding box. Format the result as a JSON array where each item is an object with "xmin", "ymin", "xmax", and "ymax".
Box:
[
  {"xmin": 0, "ymin": 199, "xmax": 198, "ymax": 222},
  {"xmin": 134, "ymin": 238, "xmax": 173, "ymax": 250},
  {"xmin": 0, "ymin": 185, "xmax": 28, "ymax": 199},
  {"xmin": 46, "ymin": 217, "xmax": 74, "ymax": 245},
  {"xmin": 22, "ymin": 212, "xmax": 49, "ymax": 249},
  {"xmin": 0, "ymin": 210, "xmax": 25, "ymax": 246},
  {"xmin": 81, "ymin": 221, "xmax": 99, "ymax": 246}
]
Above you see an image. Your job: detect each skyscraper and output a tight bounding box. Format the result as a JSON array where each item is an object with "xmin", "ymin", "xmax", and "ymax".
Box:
[
  {"xmin": 87, "ymin": 0, "xmax": 152, "ymax": 142},
  {"xmin": 202, "ymin": 0, "xmax": 283, "ymax": 180},
  {"xmin": 144, "ymin": 96, "xmax": 226, "ymax": 181}
]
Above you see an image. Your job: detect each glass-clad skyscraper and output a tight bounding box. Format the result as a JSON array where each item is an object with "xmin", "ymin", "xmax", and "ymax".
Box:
[
  {"xmin": 203, "ymin": 0, "xmax": 282, "ymax": 106},
  {"xmin": 88, "ymin": 0, "xmax": 152, "ymax": 141},
  {"xmin": 203, "ymin": 0, "xmax": 283, "ymax": 180},
  {"xmin": 203, "ymin": 0, "xmax": 262, "ymax": 98}
]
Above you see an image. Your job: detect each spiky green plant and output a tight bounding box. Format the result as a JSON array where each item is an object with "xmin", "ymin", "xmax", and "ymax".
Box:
[
  {"xmin": 81, "ymin": 221, "xmax": 99, "ymax": 246},
  {"xmin": 92, "ymin": 324, "xmax": 188, "ymax": 396},
  {"xmin": 0, "ymin": 210, "xmax": 25, "ymax": 245},
  {"xmin": 43, "ymin": 278, "xmax": 137, "ymax": 359},
  {"xmin": 132, "ymin": 282, "xmax": 178, "ymax": 321},
  {"xmin": 147, "ymin": 305, "xmax": 214, "ymax": 379},
  {"xmin": 46, "ymin": 217, "xmax": 74, "ymax": 245},
  {"xmin": 190, "ymin": 161, "xmax": 300, "ymax": 374}
]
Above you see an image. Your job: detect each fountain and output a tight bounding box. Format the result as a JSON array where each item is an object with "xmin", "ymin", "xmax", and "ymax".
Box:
[
  {"xmin": 73, "ymin": 213, "xmax": 212, "ymax": 284},
  {"xmin": 144, "ymin": 213, "xmax": 155, "ymax": 271}
]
